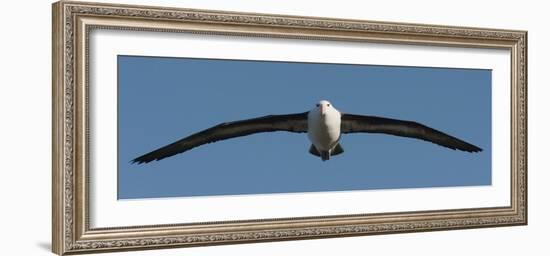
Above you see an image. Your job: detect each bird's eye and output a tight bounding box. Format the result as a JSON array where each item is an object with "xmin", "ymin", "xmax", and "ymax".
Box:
[
  {"xmin": 316, "ymin": 104, "xmax": 320, "ymax": 107},
  {"xmin": 327, "ymin": 104, "xmax": 331, "ymax": 107}
]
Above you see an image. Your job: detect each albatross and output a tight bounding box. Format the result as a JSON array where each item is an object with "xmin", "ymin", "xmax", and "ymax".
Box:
[{"xmin": 132, "ymin": 100, "xmax": 481, "ymax": 164}]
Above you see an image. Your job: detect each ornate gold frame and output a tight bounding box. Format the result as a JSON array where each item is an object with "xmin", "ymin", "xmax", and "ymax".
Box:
[{"xmin": 52, "ymin": 1, "xmax": 527, "ymax": 255}]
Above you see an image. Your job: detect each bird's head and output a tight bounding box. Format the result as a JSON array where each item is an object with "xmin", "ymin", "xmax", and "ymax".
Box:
[{"xmin": 315, "ymin": 100, "xmax": 335, "ymax": 116}]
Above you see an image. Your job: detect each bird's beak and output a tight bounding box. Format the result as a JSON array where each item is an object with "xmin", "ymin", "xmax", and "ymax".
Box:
[{"xmin": 320, "ymin": 105, "xmax": 326, "ymax": 116}]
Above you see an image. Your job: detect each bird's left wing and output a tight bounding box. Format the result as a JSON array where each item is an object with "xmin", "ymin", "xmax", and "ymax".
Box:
[
  {"xmin": 132, "ymin": 112, "xmax": 309, "ymax": 164},
  {"xmin": 340, "ymin": 114, "xmax": 482, "ymax": 152}
]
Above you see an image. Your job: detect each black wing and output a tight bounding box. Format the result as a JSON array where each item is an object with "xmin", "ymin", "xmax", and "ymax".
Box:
[
  {"xmin": 340, "ymin": 114, "xmax": 482, "ymax": 152},
  {"xmin": 132, "ymin": 112, "xmax": 309, "ymax": 164}
]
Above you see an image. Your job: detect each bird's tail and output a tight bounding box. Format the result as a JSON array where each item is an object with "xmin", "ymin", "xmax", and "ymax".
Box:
[
  {"xmin": 321, "ymin": 151, "xmax": 330, "ymax": 161},
  {"xmin": 308, "ymin": 144, "xmax": 344, "ymax": 161}
]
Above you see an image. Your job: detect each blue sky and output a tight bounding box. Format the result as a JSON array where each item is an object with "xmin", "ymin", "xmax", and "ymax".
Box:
[{"xmin": 117, "ymin": 55, "xmax": 491, "ymax": 199}]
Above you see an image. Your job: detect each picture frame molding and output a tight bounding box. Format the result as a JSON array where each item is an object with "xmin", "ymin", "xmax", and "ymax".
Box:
[{"xmin": 52, "ymin": 1, "xmax": 527, "ymax": 255}]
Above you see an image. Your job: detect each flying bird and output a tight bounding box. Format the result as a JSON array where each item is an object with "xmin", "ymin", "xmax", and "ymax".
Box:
[{"xmin": 132, "ymin": 100, "xmax": 482, "ymax": 164}]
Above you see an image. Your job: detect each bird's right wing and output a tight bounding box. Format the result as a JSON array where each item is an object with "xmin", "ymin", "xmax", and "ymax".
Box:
[
  {"xmin": 132, "ymin": 112, "xmax": 309, "ymax": 164},
  {"xmin": 340, "ymin": 113, "xmax": 482, "ymax": 153}
]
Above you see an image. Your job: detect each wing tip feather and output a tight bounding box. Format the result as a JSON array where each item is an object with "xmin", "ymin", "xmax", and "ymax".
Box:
[
  {"xmin": 131, "ymin": 154, "xmax": 159, "ymax": 165},
  {"xmin": 130, "ymin": 158, "xmax": 147, "ymax": 165},
  {"xmin": 460, "ymin": 143, "xmax": 482, "ymax": 153}
]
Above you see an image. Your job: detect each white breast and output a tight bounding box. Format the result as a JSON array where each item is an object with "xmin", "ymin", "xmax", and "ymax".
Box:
[{"xmin": 307, "ymin": 109, "xmax": 341, "ymax": 151}]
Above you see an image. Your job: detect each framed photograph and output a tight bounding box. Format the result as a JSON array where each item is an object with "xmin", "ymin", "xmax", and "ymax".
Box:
[{"xmin": 52, "ymin": 1, "xmax": 527, "ymax": 255}]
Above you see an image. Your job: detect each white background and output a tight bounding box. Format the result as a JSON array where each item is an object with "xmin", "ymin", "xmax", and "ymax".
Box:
[
  {"xmin": 91, "ymin": 29, "xmax": 510, "ymax": 227},
  {"xmin": 0, "ymin": 0, "xmax": 547, "ymax": 255}
]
